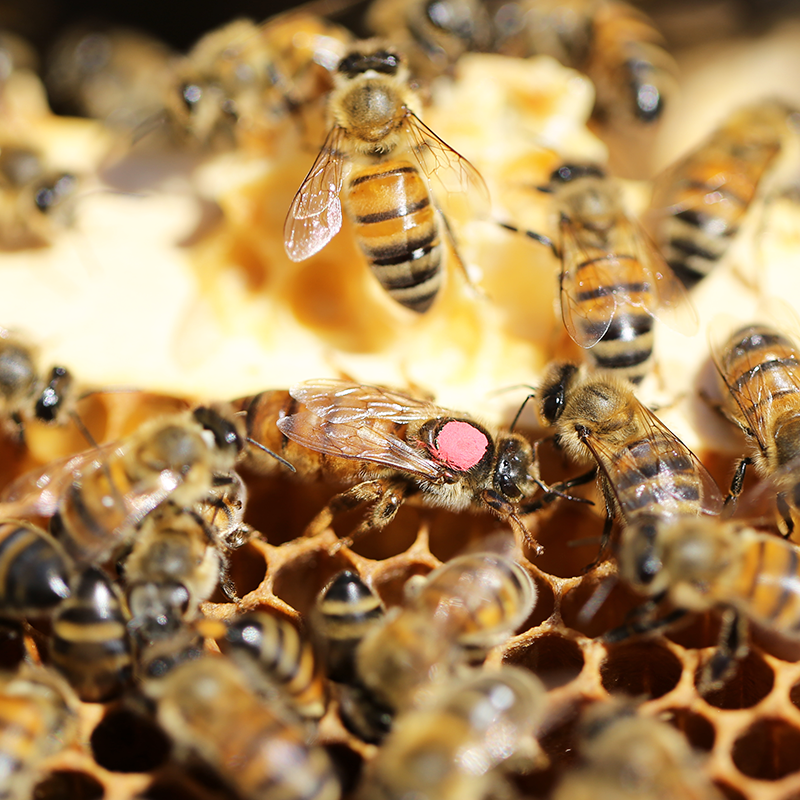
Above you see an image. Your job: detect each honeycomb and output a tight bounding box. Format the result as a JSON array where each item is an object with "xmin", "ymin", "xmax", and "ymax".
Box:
[{"xmin": 3, "ymin": 1, "xmax": 800, "ymax": 799}]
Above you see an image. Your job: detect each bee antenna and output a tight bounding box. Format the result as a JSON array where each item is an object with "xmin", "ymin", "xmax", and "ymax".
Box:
[
  {"xmin": 576, "ymin": 573, "xmax": 618, "ymax": 627},
  {"xmin": 497, "ymin": 221, "xmax": 557, "ymax": 256},
  {"xmin": 509, "ymin": 392, "xmax": 536, "ymax": 432},
  {"xmin": 246, "ymin": 437, "xmax": 296, "ymax": 472},
  {"xmin": 68, "ymin": 409, "xmax": 100, "ymax": 451}
]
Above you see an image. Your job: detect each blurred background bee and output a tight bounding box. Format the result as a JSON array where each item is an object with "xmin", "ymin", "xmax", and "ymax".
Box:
[{"xmin": 284, "ymin": 41, "xmax": 488, "ymax": 313}]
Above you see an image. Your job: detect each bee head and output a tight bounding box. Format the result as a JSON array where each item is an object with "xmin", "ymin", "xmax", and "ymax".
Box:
[
  {"xmin": 549, "ymin": 163, "xmax": 606, "ymax": 185},
  {"xmin": 192, "ymin": 406, "xmax": 244, "ymax": 457},
  {"xmin": 337, "ymin": 47, "xmax": 402, "ymax": 78},
  {"xmin": 494, "ymin": 435, "xmax": 536, "ymax": 500}
]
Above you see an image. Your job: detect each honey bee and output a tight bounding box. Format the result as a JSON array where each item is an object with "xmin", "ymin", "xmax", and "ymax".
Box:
[
  {"xmin": 366, "ymin": 0, "xmax": 493, "ymax": 81},
  {"xmin": 195, "ymin": 469, "xmax": 254, "ymax": 550},
  {"xmin": 49, "ymin": 565, "xmax": 133, "ymax": 703},
  {"xmin": 0, "ymin": 520, "xmax": 72, "ymax": 617},
  {"xmin": 0, "ymin": 328, "xmax": 75, "ymax": 442},
  {"xmin": 0, "ymin": 665, "xmax": 79, "ymax": 800},
  {"xmin": 358, "ymin": 666, "xmax": 547, "ymax": 800},
  {"xmin": 146, "ymin": 654, "xmax": 342, "ymax": 800},
  {"xmin": 649, "ymin": 99, "xmax": 793, "ymax": 288},
  {"xmin": 494, "ymin": 0, "xmax": 677, "ymax": 128},
  {"xmin": 283, "ymin": 41, "xmax": 488, "ymax": 313},
  {"xmin": 537, "ymin": 362, "xmax": 724, "ymax": 556},
  {"xmin": 344, "ymin": 551, "xmax": 536, "ymax": 740},
  {"xmin": 507, "ymin": 163, "xmax": 695, "ymax": 384},
  {"xmin": 712, "ymin": 323, "xmax": 800, "ymax": 536},
  {"xmin": 608, "ymin": 516, "xmax": 800, "ymax": 691},
  {"xmin": 220, "ymin": 610, "xmax": 328, "ymax": 720},
  {"xmin": 0, "ymin": 406, "xmax": 244, "ymax": 565},
  {"xmin": 552, "ymin": 699, "xmax": 723, "ymax": 800},
  {"xmin": 236, "ymin": 380, "xmax": 583, "ymax": 553},
  {"xmin": 168, "ymin": 12, "xmax": 351, "ymax": 150},
  {"xmin": 312, "ymin": 569, "xmax": 386, "ymax": 684}
]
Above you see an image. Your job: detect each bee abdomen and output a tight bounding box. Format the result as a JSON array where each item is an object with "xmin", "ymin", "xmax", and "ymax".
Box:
[
  {"xmin": 0, "ymin": 521, "xmax": 71, "ymax": 615},
  {"xmin": 347, "ymin": 161, "xmax": 442, "ymax": 312},
  {"xmin": 588, "ymin": 313, "xmax": 654, "ymax": 384}
]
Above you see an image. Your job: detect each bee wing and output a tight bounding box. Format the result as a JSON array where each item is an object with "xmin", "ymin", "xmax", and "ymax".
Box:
[
  {"xmin": 277, "ymin": 380, "xmax": 453, "ymax": 480},
  {"xmin": 402, "ymin": 110, "xmax": 490, "ymax": 221},
  {"xmin": 558, "ymin": 214, "xmax": 618, "ymax": 348},
  {"xmin": 283, "ymin": 126, "xmax": 346, "ymax": 262},
  {"xmin": 0, "ymin": 443, "xmax": 122, "ymax": 518},
  {"xmin": 581, "ymin": 401, "xmax": 725, "ymax": 519}
]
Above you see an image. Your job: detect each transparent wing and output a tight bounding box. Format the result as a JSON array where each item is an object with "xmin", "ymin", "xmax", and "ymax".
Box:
[
  {"xmin": 402, "ymin": 110, "xmax": 490, "ymax": 221},
  {"xmin": 277, "ymin": 380, "xmax": 454, "ymax": 480},
  {"xmin": 283, "ymin": 125, "xmax": 346, "ymax": 262},
  {"xmin": 581, "ymin": 401, "xmax": 725, "ymax": 519}
]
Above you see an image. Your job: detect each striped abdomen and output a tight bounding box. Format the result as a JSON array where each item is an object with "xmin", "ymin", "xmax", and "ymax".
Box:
[
  {"xmin": 572, "ymin": 253, "xmax": 655, "ymax": 384},
  {"xmin": 49, "ymin": 566, "xmax": 132, "ymax": 703},
  {"xmin": 223, "ymin": 612, "xmax": 327, "ymax": 720},
  {"xmin": 733, "ymin": 533, "xmax": 800, "ymax": 639},
  {"xmin": 345, "ymin": 160, "xmax": 442, "ymax": 313},
  {"xmin": 0, "ymin": 521, "xmax": 71, "ymax": 615}
]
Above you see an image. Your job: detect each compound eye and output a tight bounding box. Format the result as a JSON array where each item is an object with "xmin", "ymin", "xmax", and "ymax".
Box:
[
  {"xmin": 540, "ymin": 363, "xmax": 578, "ymax": 424},
  {"xmin": 193, "ymin": 406, "xmax": 244, "ymax": 454},
  {"xmin": 494, "ymin": 440, "xmax": 526, "ymax": 499}
]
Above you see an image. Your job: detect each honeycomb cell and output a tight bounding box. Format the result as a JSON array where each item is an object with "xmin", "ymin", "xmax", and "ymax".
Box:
[
  {"xmin": 522, "ymin": 570, "xmax": 555, "ymax": 629},
  {"xmin": 529, "ymin": 504, "xmax": 606, "ymax": 579},
  {"xmin": 665, "ymin": 610, "xmax": 721, "ymax": 650},
  {"xmin": 373, "ymin": 562, "xmax": 433, "ymax": 608},
  {"xmin": 346, "ymin": 505, "xmax": 420, "ymax": 560},
  {"xmin": 714, "ymin": 782, "xmax": 748, "ymax": 800},
  {"xmin": 600, "ymin": 642, "xmax": 683, "ymax": 699},
  {"xmin": 272, "ymin": 546, "xmax": 357, "ymax": 616},
  {"xmin": 560, "ymin": 572, "xmax": 645, "ymax": 638},
  {"xmin": 660, "ymin": 707, "xmax": 716, "ymax": 751},
  {"xmin": 696, "ymin": 649, "xmax": 774, "ymax": 710},
  {"xmin": 90, "ymin": 707, "xmax": 171, "ymax": 773},
  {"xmin": 732, "ymin": 717, "xmax": 800, "ymax": 779},
  {"xmin": 503, "ymin": 633, "xmax": 584, "ymax": 690},
  {"xmin": 224, "ymin": 541, "xmax": 268, "ymax": 598},
  {"xmin": 790, "ymin": 677, "xmax": 800, "ymax": 711},
  {"xmin": 33, "ymin": 771, "xmax": 104, "ymax": 800},
  {"xmin": 420, "ymin": 507, "xmax": 500, "ymax": 563}
]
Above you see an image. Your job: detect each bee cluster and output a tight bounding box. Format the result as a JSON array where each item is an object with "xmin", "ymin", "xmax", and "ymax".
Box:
[{"xmin": 3, "ymin": 1, "xmax": 800, "ymax": 799}]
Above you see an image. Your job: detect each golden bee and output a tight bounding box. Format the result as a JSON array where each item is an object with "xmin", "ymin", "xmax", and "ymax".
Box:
[
  {"xmin": 494, "ymin": 0, "xmax": 677, "ymax": 128},
  {"xmin": 506, "ymin": 163, "xmax": 695, "ymax": 384},
  {"xmin": 0, "ymin": 666, "xmax": 79, "ymax": 800},
  {"xmin": 145, "ymin": 654, "xmax": 342, "ymax": 800},
  {"xmin": 0, "ymin": 406, "xmax": 244, "ymax": 565},
  {"xmin": 358, "ymin": 666, "xmax": 547, "ymax": 800},
  {"xmin": 608, "ymin": 516, "xmax": 800, "ymax": 691},
  {"xmin": 312, "ymin": 569, "xmax": 386, "ymax": 684},
  {"xmin": 649, "ymin": 99, "xmax": 793, "ymax": 288},
  {"xmin": 343, "ymin": 551, "xmax": 536, "ymax": 741},
  {"xmin": 537, "ymin": 362, "xmax": 724, "ymax": 556},
  {"xmin": 49, "ymin": 565, "xmax": 133, "ymax": 703},
  {"xmin": 283, "ymin": 41, "xmax": 488, "ymax": 313},
  {"xmin": 235, "ymin": 379, "xmax": 583, "ymax": 553},
  {"xmin": 552, "ymin": 699, "xmax": 723, "ymax": 800},
  {"xmin": 712, "ymin": 323, "xmax": 800, "ymax": 536},
  {"xmin": 220, "ymin": 610, "xmax": 328, "ymax": 721}
]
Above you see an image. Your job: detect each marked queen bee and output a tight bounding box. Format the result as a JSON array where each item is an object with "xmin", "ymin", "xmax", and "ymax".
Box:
[
  {"xmin": 284, "ymin": 41, "xmax": 488, "ymax": 313},
  {"xmin": 236, "ymin": 379, "xmax": 588, "ymax": 553}
]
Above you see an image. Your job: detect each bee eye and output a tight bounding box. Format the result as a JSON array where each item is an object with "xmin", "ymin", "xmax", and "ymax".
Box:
[
  {"xmin": 192, "ymin": 407, "xmax": 243, "ymax": 454},
  {"xmin": 540, "ymin": 364, "xmax": 578, "ymax": 424},
  {"xmin": 494, "ymin": 439, "xmax": 527, "ymax": 499}
]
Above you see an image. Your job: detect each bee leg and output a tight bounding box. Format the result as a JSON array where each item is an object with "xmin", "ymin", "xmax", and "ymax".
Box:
[
  {"xmin": 699, "ymin": 608, "xmax": 748, "ymax": 693},
  {"xmin": 723, "ymin": 457, "xmax": 752, "ymax": 518},
  {"xmin": 602, "ymin": 604, "xmax": 688, "ymax": 644},
  {"xmin": 523, "ymin": 468, "xmax": 598, "ymax": 513},
  {"xmin": 776, "ymin": 493, "xmax": 795, "ymax": 539},
  {"xmin": 218, "ymin": 553, "xmax": 239, "ymax": 602},
  {"xmin": 580, "ymin": 511, "xmax": 615, "ymax": 575}
]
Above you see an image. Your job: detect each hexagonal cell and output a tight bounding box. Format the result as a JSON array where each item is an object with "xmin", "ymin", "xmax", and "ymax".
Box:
[
  {"xmin": 272, "ymin": 547, "xmax": 357, "ymax": 617},
  {"xmin": 732, "ymin": 717, "xmax": 800, "ymax": 780},
  {"xmin": 33, "ymin": 770, "xmax": 104, "ymax": 800},
  {"xmin": 696, "ymin": 649, "xmax": 774, "ymax": 710},
  {"xmin": 207, "ymin": 541, "xmax": 267, "ymax": 603},
  {"xmin": 659, "ymin": 707, "xmax": 716, "ymax": 752},
  {"xmin": 421, "ymin": 508, "xmax": 502, "ymax": 564},
  {"xmin": 90, "ymin": 707, "xmax": 171, "ymax": 773},
  {"xmin": 504, "ymin": 634, "xmax": 584, "ymax": 690},
  {"xmin": 665, "ymin": 610, "xmax": 721, "ymax": 650},
  {"xmin": 600, "ymin": 642, "xmax": 683, "ymax": 699},
  {"xmin": 560, "ymin": 574, "xmax": 646, "ymax": 639},
  {"xmin": 373, "ymin": 562, "xmax": 434, "ymax": 608},
  {"xmin": 346, "ymin": 505, "xmax": 421, "ymax": 561}
]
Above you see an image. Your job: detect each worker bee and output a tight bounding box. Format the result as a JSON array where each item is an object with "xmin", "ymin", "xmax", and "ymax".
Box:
[
  {"xmin": 551, "ymin": 698, "xmax": 723, "ymax": 800},
  {"xmin": 537, "ymin": 362, "xmax": 724, "ymax": 557},
  {"xmin": 283, "ymin": 41, "xmax": 488, "ymax": 313},
  {"xmin": 49, "ymin": 565, "xmax": 133, "ymax": 703},
  {"xmin": 235, "ymin": 380, "xmax": 584, "ymax": 553},
  {"xmin": 167, "ymin": 12, "xmax": 351, "ymax": 150},
  {"xmin": 366, "ymin": 0, "xmax": 493, "ymax": 81},
  {"xmin": 358, "ymin": 666, "xmax": 547, "ymax": 800},
  {"xmin": 711, "ymin": 323, "xmax": 800, "ymax": 536},
  {"xmin": 0, "ymin": 406, "xmax": 244, "ymax": 565},
  {"xmin": 649, "ymin": 99, "xmax": 793, "ymax": 288},
  {"xmin": 0, "ymin": 520, "xmax": 72, "ymax": 617},
  {"xmin": 493, "ymin": 0, "xmax": 677, "ymax": 128},
  {"xmin": 145, "ymin": 654, "xmax": 342, "ymax": 800},
  {"xmin": 506, "ymin": 163, "xmax": 695, "ymax": 384},
  {"xmin": 312, "ymin": 569, "xmax": 386, "ymax": 684},
  {"xmin": 343, "ymin": 551, "xmax": 536, "ymax": 740},
  {"xmin": 220, "ymin": 610, "xmax": 328, "ymax": 720},
  {"xmin": 0, "ymin": 665, "xmax": 79, "ymax": 800},
  {"xmin": 607, "ymin": 516, "xmax": 800, "ymax": 691}
]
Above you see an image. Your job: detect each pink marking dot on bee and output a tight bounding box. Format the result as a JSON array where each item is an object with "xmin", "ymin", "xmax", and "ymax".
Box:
[{"xmin": 433, "ymin": 421, "xmax": 489, "ymax": 471}]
